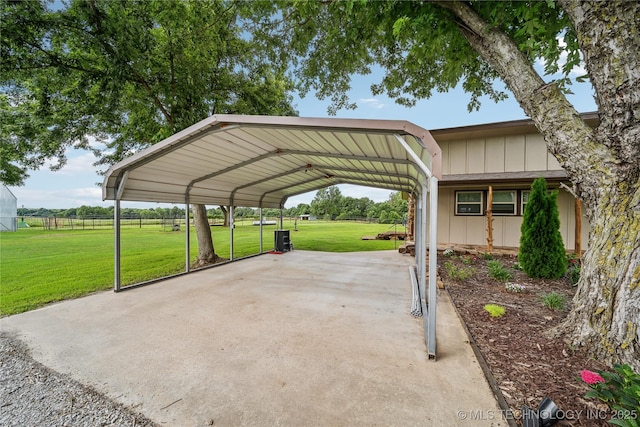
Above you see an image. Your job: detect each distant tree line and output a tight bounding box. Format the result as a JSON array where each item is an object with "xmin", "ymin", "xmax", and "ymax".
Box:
[{"xmin": 18, "ymin": 187, "xmax": 408, "ymax": 223}]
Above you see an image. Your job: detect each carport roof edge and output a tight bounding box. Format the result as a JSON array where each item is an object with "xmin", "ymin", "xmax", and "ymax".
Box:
[{"xmin": 102, "ymin": 114, "xmax": 442, "ymax": 208}]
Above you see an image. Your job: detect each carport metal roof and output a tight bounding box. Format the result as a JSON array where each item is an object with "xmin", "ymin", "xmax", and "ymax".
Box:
[
  {"xmin": 102, "ymin": 115, "xmax": 442, "ymax": 208},
  {"xmin": 102, "ymin": 114, "xmax": 441, "ymax": 360}
]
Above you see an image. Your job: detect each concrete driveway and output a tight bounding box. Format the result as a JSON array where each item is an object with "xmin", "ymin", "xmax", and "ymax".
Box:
[{"xmin": 1, "ymin": 250, "xmax": 503, "ymax": 426}]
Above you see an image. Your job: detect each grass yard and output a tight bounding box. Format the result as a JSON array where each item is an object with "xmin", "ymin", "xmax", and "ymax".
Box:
[{"xmin": 0, "ymin": 220, "xmax": 406, "ymax": 316}]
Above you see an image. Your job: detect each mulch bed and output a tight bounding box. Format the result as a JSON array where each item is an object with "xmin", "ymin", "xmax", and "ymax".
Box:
[{"xmin": 439, "ymin": 251, "xmax": 612, "ymax": 427}]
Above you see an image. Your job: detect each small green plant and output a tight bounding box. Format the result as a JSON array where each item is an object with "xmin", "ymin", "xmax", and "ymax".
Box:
[
  {"xmin": 512, "ymin": 262, "xmax": 523, "ymax": 271},
  {"xmin": 444, "ymin": 261, "xmax": 475, "ymax": 281},
  {"xmin": 566, "ymin": 256, "xmax": 582, "ymax": 286},
  {"xmin": 484, "ymin": 304, "xmax": 506, "ymax": 318},
  {"xmin": 581, "ymin": 364, "xmax": 640, "ymax": 427},
  {"xmin": 505, "ymin": 282, "xmax": 526, "ymax": 293},
  {"xmin": 568, "ymin": 265, "xmax": 581, "ymax": 286},
  {"xmin": 461, "ymin": 255, "xmax": 476, "ymax": 265},
  {"xmin": 487, "ymin": 260, "xmax": 512, "ymax": 282},
  {"xmin": 541, "ymin": 292, "xmax": 566, "ymax": 311},
  {"xmin": 482, "ymin": 252, "xmax": 494, "ymax": 260}
]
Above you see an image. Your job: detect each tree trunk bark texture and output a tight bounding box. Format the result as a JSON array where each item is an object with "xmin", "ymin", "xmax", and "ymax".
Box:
[
  {"xmin": 221, "ymin": 205, "xmax": 230, "ymax": 227},
  {"xmin": 192, "ymin": 203, "xmax": 223, "ymax": 267},
  {"xmin": 558, "ymin": 189, "xmax": 639, "ymax": 371},
  {"xmin": 440, "ymin": 1, "xmax": 640, "ymax": 368}
]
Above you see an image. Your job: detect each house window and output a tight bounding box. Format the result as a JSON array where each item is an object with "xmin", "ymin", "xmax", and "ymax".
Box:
[
  {"xmin": 456, "ymin": 191, "xmax": 483, "ymax": 215},
  {"xmin": 521, "ymin": 190, "xmax": 530, "ymax": 215},
  {"xmin": 491, "ymin": 190, "xmax": 517, "ymax": 215}
]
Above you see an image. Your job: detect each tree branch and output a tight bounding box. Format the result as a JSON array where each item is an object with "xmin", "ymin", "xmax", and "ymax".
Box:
[
  {"xmin": 430, "ymin": 0, "xmax": 617, "ymax": 198},
  {"xmin": 558, "ymin": 0, "xmax": 640, "ymax": 170}
]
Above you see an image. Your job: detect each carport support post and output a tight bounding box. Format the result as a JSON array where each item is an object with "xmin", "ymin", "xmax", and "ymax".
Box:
[
  {"xmin": 185, "ymin": 203, "xmax": 190, "ymax": 273},
  {"xmin": 259, "ymin": 208, "xmax": 263, "ymax": 253},
  {"xmin": 419, "ymin": 185, "xmax": 429, "ymax": 351},
  {"xmin": 428, "ymin": 176, "xmax": 439, "ymax": 358},
  {"xmin": 114, "ymin": 200, "xmax": 121, "ymax": 292},
  {"xmin": 229, "ymin": 205, "xmax": 234, "ymax": 261}
]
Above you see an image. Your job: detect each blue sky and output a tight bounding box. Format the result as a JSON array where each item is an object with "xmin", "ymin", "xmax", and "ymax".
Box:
[{"xmin": 8, "ymin": 69, "xmax": 597, "ymax": 210}]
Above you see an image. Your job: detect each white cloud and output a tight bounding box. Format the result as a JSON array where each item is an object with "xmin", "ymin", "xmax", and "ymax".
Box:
[
  {"xmin": 10, "ymin": 186, "xmax": 106, "ymax": 209},
  {"xmin": 58, "ymin": 152, "xmax": 100, "ymax": 176},
  {"xmin": 358, "ymin": 98, "xmax": 385, "ymax": 109},
  {"xmin": 85, "ymin": 135, "xmax": 107, "ymax": 150}
]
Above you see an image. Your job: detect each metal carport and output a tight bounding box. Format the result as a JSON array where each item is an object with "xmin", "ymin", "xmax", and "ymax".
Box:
[{"xmin": 102, "ymin": 115, "xmax": 442, "ymax": 358}]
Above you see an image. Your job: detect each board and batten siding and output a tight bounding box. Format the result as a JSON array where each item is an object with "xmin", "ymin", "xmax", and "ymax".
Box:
[
  {"xmin": 434, "ymin": 132, "xmax": 589, "ymax": 250},
  {"xmin": 439, "ymin": 133, "xmax": 563, "ymax": 175}
]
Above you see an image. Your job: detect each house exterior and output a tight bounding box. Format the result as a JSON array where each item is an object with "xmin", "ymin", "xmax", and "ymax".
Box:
[
  {"xmin": 429, "ymin": 113, "xmax": 597, "ymax": 251},
  {"xmin": 0, "ymin": 185, "xmax": 17, "ymax": 232}
]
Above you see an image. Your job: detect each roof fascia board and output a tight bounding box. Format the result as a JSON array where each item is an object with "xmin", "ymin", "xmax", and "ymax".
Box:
[
  {"xmin": 440, "ymin": 169, "xmax": 568, "ymax": 186},
  {"xmin": 430, "ymin": 111, "xmax": 599, "ymax": 142}
]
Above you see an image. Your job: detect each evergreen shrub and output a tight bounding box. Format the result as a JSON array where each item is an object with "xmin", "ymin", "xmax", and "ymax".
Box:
[{"xmin": 519, "ymin": 177, "xmax": 567, "ymax": 279}]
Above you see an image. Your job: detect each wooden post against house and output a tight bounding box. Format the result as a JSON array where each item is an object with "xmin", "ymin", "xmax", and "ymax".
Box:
[
  {"xmin": 575, "ymin": 198, "xmax": 582, "ymax": 257},
  {"xmin": 487, "ymin": 186, "xmax": 493, "ymax": 253}
]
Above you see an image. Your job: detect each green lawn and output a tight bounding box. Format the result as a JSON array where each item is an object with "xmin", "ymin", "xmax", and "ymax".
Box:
[{"xmin": 0, "ymin": 220, "xmax": 406, "ymax": 316}]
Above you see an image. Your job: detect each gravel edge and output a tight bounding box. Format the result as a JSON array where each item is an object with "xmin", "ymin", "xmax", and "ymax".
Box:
[{"xmin": 0, "ymin": 331, "xmax": 159, "ymax": 427}]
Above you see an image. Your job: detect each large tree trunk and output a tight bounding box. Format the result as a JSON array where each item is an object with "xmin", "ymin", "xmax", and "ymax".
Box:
[
  {"xmin": 192, "ymin": 203, "xmax": 223, "ymax": 266},
  {"xmin": 552, "ymin": 0, "xmax": 640, "ymax": 372},
  {"xmin": 557, "ymin": 187, "xmax": 640, "ymax": 371},
  {"xmin": 220, "ymin": 205, "xmax": 230, "ymax": 227},
  {"xmin": 439, "ymin": 1, "xmax": 640, "ymax": 369}
]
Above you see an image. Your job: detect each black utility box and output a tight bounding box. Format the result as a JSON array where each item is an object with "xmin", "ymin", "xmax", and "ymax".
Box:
[{"xmin": 274, "ymin": 229, "xmax": 291, "ymax": 252}]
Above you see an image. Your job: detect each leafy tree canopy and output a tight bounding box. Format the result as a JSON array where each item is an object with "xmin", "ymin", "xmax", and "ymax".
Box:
[
  {"xmin": 1, "ymin": 0, "xmax": 297, "ymax": 185},
  {"xmin": 247, "ymin": 0, "xmax": 582, "ymax": 114}
]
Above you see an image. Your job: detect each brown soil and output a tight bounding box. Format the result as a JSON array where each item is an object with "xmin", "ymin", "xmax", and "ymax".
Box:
[{"xmin": 440, "ymin": 251, "xmax": 611, "ymax": 427}]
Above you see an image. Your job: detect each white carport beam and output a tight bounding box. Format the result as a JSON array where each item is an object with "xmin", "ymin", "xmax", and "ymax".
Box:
[
  {"xmin": 276, "ymin": 178, "xmax": 418, "ymax": 208},
  {"xmin": 115, "ymin": 171, "xmax": 129, "ymax": 200},
  {"xmin": 259, "ymin": 176, "xmax": 335, "ymax": 205},
  {"xmin": 185, "ymin": 149, "xmax": 416, "ymax": 197},
  {"xmin": 232, "ymin": 165, "xmax": 420, "ymax": 207},
  {"xmin": 230, "ymin": 166, "xmax": 311, "ymax": 204},
  {"xmin": 393, "ymin": 135, "xmax": 432, "ymax": 179},
  {"xmin": 309, "ymin": 165, "xmax": 422, "ymax": 187}
]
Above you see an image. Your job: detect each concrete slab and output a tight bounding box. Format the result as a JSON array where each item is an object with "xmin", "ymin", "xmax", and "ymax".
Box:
[{"xmin": 2, "ymin": 250, "xmax": 503, "ymax": 426}]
